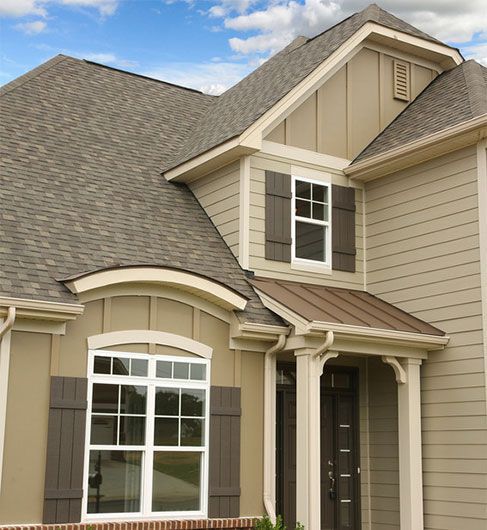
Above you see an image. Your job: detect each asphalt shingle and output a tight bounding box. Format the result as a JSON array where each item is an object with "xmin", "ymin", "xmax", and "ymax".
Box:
[
  {"xmin": 164, "ymin": 3, "xmax": 448, "ymax": 171},
  {"xmin": 354, "ymin": 60, "xmax": 487, "ymax": 162},
  {"xmin": 0, "ymin": 55, "xmax": 281, "ymax": 325}
]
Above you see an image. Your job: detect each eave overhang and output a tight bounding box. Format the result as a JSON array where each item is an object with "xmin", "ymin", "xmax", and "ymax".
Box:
[
  {"xmin": 347, "ymin": 114, "xmax": 487, "ymax": 182},
  {"xmin": 163, "ymin": 22, "xmax": 462, "ymax": 183}
]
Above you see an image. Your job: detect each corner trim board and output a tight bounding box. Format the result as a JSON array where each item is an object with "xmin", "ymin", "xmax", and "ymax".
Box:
[{"xmin": 87, "ymin": 330, "xmax": 213, "ymax": 359}]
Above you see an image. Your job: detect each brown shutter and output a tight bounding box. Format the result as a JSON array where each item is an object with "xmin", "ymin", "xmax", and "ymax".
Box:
[
  {"xmin": 265, "ymin": 170, "xmax": 292, "ymax": 262},
  {"xmin": 43, "ymin": 376, "xmax": 87, "ymax": 524},
  {"xmin": 208, "ymin": 386, "xmax": 241, "ymax": 517},
  {"xmin": 332, "ymin": 185, "xmax": 356, "ymax": 272}
]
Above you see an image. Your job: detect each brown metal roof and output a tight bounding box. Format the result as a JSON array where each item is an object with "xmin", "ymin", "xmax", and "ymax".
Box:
[{"xmin": 250, "ymin": 277, "xmax": 445, "ymax": 336}]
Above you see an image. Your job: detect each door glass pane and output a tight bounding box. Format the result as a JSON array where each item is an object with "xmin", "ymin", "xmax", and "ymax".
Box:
[
  {"xmin": 295, "ymin": 221, "xmax": 325, "ymax": 262},
  {"xmin": 152, "ymin": 452, "xmax": 200, "ymax": 511},
  {"xmin": 181, "ymin": 419, "xmax": 204, "ymax": 446},
  {"xmin": 113, "ymin": 357, "xmax": 130, "ymax": 375},
  {"xmin": 87, "ymin": 450, "xmax": 142, "ymax": 513},
  {"xmin": 119, "ymin": 416, "xmax": 145, "ymax": 445},
  {"xmin": 154, "ymin": 417, "xmax": 179, "ymax": 446},
  {"xmin": 120, "ymin": 385, "xmax": 146, "ymax": 414},
  {"xmin": 181, "ymin": 389, "xmax": 205, "ymax": 417},
  {"xmin": 155, "ymin": 388, "xmax": 179, "ymax": 416},
  {"xmin": 91, "ymin": 415, "xmax": 117, "ymax": 445},
  {"xmin": 92, "ymin": 384, "xmax": 118, "ymax": 414}
]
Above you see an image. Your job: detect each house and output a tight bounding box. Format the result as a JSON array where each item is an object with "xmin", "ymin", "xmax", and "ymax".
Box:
[{"xmin": 0, "ymin": 3, "xmax": 486, "ymax": 530}]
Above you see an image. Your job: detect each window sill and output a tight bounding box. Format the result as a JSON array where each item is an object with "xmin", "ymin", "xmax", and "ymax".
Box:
[{"xmin": 291, "ymin": 260, "xmax": 332, "ymax": 275}]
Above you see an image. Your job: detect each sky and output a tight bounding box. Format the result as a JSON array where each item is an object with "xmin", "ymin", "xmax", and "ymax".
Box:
[{"xmin": 0, "ymin": 0, "xmax": 486, "ymax": 95}]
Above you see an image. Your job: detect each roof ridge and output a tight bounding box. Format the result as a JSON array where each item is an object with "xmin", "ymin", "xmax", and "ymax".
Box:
[
  {"xmin": 462, "ymin": 60, "xmax": 487, "ymax": 118},
  {"xmin": 83, "ymin": 60, "xmax": 215, "ymax": 97},
  {"xmin": 0, "ymin": 54, "xmax": 69, "ymax": 97}
]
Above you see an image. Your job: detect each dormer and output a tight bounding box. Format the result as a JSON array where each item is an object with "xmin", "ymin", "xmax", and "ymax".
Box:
[{"xmin": 163, "ymin": 4, "xmax": 464, "ymax": 288}]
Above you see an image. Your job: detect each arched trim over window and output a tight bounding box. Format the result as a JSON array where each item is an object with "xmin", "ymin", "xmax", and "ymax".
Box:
[
  {"xmin": 62, "ymin": 266, "xmax": 248, "ymax": 311},
  {"xmin": 87, "ymin": 330, "xmax": 213, "ymax": 359}
]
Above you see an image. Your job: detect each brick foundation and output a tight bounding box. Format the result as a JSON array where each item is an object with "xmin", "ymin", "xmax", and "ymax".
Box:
[{"xmin": 0, "ymin": 519, "xmax": 257, "ymax": 530}]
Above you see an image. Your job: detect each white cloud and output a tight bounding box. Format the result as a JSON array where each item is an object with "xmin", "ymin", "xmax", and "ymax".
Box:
[
  {"xmin": 210, "ymin": 0, "xmax": 487, "ymax": 56},
  {"xmin": 15, "ymin": 19, "xmax": 47, "ymax": 34},
  {"xmin": 143, "ymin": 61, "xmax": 253, "ymax": 94},
  {"xmin": 79, "ymin": 52, "xmax": 138, "ymax": 68},
  {"xmin": 463, "ymin": 42, "xmax": 487, "ymax": 66},
  {"xmin": 59, "ymin": 0, "xmax": 119, "ymax": 17},
  {"xmin": 0, "ymin": 0, "xmax": 46, "ymax": 17},
  {"xmin": 0, "ymin": 0, "xmax": 119, "ymax": 18}
]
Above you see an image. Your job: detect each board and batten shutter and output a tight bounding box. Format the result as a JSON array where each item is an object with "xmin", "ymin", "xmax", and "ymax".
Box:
[
  {"xmin": 265, "ymin": 170, "xmax": 292, "ymax": 262},
  {"xmin": 332, "ymin": 185, "xmax": 356, "ymax": 272},
  {"xmin": 208, "ymin": 386, "xmax": 241, "ymax": 517},
  {"xmin": 43, "ymin": 376, "xmax": 87, "ymax": 524}
]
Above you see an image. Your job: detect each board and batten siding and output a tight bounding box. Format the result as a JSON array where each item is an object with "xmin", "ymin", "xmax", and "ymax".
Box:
[
  {"xmin": 248, "ymin": 153, "xmax": 365, "ymax": 288},
  {"xmin": 265, "ymin": 44, "xmax": 437, "ymax": 161},
  {"xmin": 190, "ymin": 162, "xmax": 240, "ymax": 259},
  {"xmin": 365, "ymin": 145, "xmax": 487, "ymax": 530}
]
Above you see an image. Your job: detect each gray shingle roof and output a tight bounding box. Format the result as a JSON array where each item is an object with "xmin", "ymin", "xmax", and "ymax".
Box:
[
  {"xmin": 0, "ymin": 55, "xmax": 281, "ymax": 325},
  {"xmin": 164, "ymin": 3, "xmax": 449, "ymax": 171},
  {"xmin": 354, "ymin": 60, "xmax": 487, "ymax": 162}
]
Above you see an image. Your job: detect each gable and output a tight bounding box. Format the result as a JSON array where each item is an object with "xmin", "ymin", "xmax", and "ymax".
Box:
[{"xmin": 265, "ymin": 44, "xmax": 438, "ymax": 160}]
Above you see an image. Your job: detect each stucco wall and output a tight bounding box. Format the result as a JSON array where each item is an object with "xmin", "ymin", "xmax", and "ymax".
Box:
[{"xmin": 365, "ymin": 145, "xmax": 487, "ymax": 530}]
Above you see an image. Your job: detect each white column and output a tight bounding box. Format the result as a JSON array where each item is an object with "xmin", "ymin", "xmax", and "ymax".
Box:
[
  {"xmin": 398, "ymin": 358, "xmax": 424, "ymax": 530},
  {"xmin": 295, "ymin": 348, "xmax": 321, "ymax": 529}
]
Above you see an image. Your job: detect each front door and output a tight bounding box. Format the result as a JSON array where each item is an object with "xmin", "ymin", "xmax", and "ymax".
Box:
[{"xmin": 277, "ymin": 366, "xmax": 360, "ymax": 530}]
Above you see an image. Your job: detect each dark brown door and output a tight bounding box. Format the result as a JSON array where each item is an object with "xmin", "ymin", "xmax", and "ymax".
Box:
[{"xmin": 277, "ymin": 367, "xmax": 360, "ymax": 530}]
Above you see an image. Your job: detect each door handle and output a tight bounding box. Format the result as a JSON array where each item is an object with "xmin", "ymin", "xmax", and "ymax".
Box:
[{"xmin": 328, "ymin": 470, "xmax": 336, "ymax": 500}]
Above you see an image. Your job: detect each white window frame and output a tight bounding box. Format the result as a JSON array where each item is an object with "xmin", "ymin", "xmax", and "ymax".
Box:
[
  {"xmin": 82, "ymin": 349, "xmax": 211, "ymax": 522},
  {"xmin": 291, "ymin": 175, "xmax": 332, "ymax": 270}
]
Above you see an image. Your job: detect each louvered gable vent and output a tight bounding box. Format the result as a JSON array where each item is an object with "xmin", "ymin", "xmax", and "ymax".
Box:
[{"xmin": 393, "ymin": 60, "xmax": 410, "ymax": 102}]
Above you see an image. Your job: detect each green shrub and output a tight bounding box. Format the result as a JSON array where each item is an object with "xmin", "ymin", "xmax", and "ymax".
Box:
[{"xmin": 255, "ymin": 515, "xmax": 304, "ymax": 530}]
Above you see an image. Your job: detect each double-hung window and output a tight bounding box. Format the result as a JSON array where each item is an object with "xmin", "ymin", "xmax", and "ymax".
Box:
[
  {"xmin": 84, "ymin": 350, "xmax": 210, "ymax": 519},
  {"xmin": 292, "ymin": 176, "xmax": 331, "ymax": 267}
]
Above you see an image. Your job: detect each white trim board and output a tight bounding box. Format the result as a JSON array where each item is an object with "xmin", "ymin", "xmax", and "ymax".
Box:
[{"xmin": 87, "ymin": 330, "xmax": 213, "ymax": 359}]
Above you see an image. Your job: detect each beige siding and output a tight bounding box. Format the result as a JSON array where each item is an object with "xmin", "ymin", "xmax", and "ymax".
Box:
[
  {"xmin": 265, "ymin": 45, "xmax": 436, "ymax": 160},
  {"xmin": 0, "ymin": 332, "xmax": 51, "ymax": 524},
  {"xmin": 0, "ymin": 286, "xmax": 267, "ymax": 523},
  {"xmin": 365, "ymin": 146, "xmax": 487, "ymax": 530},
  {"xmin": 190, "ymin": 162, "xmax": 240, "ymax": 258},
  {"xmin": 248, "ymin": 152, "xmax": 365, "ymax": 288}
]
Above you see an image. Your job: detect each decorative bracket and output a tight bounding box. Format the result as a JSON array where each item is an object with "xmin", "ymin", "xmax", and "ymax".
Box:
[
  {"xmin": 320, "ymin": 351, "xmax": 339, "ymax": 375},
  {"xmin": 382, "ymin": 356, "xmax": 407, "ymax": 384}
]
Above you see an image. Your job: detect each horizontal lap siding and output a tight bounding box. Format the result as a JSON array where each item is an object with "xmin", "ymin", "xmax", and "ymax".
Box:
[
  {"xmin": 190, "ymin": 162, "xmax": 240, "ymax": 259},
  {"xmin": 249, "ymin": 154, "xmax": 364, "ymax": 287},
  {"xmin": 365, "ymin": 146, "xmax": 487, "ymax": 530}
]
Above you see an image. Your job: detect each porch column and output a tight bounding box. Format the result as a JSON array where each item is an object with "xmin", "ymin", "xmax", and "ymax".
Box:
[
  {"xmin": 398, "ymin": 358, "xmax": 424, "ymax": 530},
  {"xmin": 295, "ymin": 348, "xmax": 321, "ymax": 529}
]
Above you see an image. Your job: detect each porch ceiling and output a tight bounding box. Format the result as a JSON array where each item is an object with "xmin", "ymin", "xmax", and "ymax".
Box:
[{"xmin": 249, "ymin": 277, "xmax": 445, "ymax": 337}]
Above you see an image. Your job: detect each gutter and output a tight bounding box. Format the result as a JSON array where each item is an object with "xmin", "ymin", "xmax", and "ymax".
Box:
[
  {"xmin": 263, "ymin": 333, "xmax": 288, "ymax": 522},
  {"xmin": 0, "ymin": 307, "xmax": 16, "ymax": 493},
  {"xmin": 346, "ymin": 114, "xmax": 487, "ymax": 181}
]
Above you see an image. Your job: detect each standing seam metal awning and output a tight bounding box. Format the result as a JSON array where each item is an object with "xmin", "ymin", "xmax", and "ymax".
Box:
[{"xmin": 249, "ymin": 277, "xmax": 445, "ymax": 337}]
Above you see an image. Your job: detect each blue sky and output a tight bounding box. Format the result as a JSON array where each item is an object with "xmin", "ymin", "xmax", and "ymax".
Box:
[{"xmin": 1, "ymin": 1, "xmax": 486, "ymax": 94}]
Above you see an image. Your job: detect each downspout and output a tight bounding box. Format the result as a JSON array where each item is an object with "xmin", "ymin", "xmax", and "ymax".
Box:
[
  {"xmin": 263, "ymin": 333, "xmax": 288, "ymax": 522},
  {"xmin": 0, "ymin": 306, "xmax": 16, "ymax": 494},
  {"xmin": 314, "ymin": 330, "xmax": 335, "ymax": 374}
]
